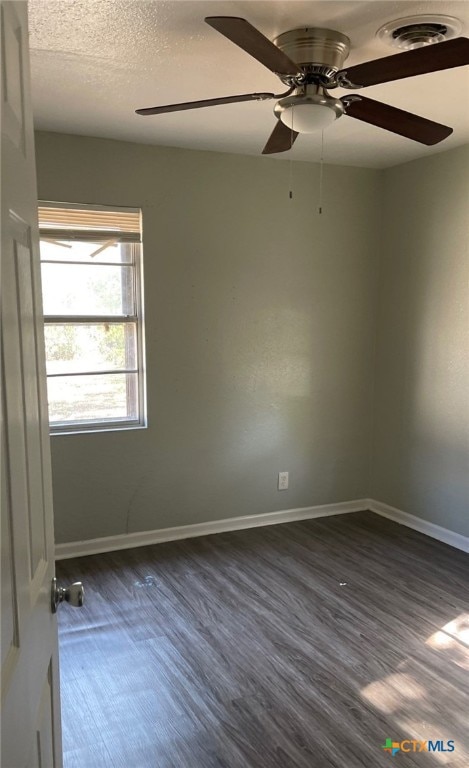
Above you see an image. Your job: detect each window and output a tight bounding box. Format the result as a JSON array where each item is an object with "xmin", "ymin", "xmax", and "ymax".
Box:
[{"xmin": 38, "ymin": 203, "xmax": 146, "ymax": 433}]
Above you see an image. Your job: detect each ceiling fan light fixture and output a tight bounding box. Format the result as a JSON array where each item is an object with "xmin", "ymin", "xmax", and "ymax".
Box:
[
  {"xmin": 279, "ymin": 103, "xmax": 338, "ymax": 133},
  {"xmin": 274, "ymin": 87, "xmax": 344, "ymax": 134}
]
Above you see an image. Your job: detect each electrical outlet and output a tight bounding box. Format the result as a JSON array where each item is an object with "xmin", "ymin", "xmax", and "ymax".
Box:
[{"xmin": 278, "ymin": 471, "xmax": 289, "ymax": 491}]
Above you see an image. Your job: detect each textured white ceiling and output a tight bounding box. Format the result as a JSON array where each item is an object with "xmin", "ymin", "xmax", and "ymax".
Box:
[{"xmin": 28, "ymin": 0, "xmax": 469, "ymax": 168}]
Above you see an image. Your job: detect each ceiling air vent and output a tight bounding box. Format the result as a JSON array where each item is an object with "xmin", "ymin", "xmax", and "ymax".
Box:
[{"xmin": 377, "ymin": 15, "xmax": 462, "ymax": 50}]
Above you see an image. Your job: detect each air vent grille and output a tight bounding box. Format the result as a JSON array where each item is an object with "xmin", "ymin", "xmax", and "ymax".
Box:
[{"xmin": 377, "ymin": 15, "xmax": 462, "ymax": 50}]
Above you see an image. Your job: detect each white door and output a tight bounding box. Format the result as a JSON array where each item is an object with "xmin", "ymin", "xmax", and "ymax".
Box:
[{"xmin": 1, "ymin": 2, "xmax": 63, "ymax": 766}]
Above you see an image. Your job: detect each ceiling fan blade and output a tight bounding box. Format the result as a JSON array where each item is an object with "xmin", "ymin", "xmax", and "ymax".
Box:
[
  {"xmin": 343, "ymin": 96, "xmax": 452, "ymax": 145},
  {"xmin": 262, "ymin": 120, "xmax": 299, "ymax": 154},
  {"xmin": 136, "ymin": 92, "xmax": 275, "ymax": 115},
  {"xmin": 338, "ymin": 37, "xmax": 469, "ymax": 88},
  {"xmin": 205, "ymin": 16, "xmax": 302, "ymax": 77}
]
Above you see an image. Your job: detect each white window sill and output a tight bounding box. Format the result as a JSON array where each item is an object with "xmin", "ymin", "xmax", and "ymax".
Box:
[{"xmin": 50, "ymin": 422, "xmax": 148, "ymax": 437}]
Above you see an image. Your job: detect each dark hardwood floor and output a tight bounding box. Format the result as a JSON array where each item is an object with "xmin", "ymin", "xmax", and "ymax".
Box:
[{"xmin": 56, "ymin": 511, "xmax": 469, "ymax": 768}]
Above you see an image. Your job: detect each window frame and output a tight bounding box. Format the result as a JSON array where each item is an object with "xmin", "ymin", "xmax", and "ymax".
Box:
[{"xmin": 39, "ymin": 202, "xmax": 147, "ymax": 435}]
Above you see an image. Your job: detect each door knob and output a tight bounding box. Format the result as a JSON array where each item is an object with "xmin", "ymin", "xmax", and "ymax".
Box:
[{"xmin": 51, "ymin": 577, "xmax": 85, "ymax": 613}]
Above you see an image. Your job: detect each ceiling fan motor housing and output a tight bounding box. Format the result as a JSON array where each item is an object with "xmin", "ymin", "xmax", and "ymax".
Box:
[{"xmin": 273, "ymin": 27, "xmax": 350, "ymax": 82}]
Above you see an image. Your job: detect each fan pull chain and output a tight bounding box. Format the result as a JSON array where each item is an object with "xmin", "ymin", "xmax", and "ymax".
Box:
[
  {"xmin": 318, "ymin": 130, "xmax": 324, "ymax": 214},
  {"xmin": 289, "ymin": 106, "xmax": 294, "ymax": 199}
]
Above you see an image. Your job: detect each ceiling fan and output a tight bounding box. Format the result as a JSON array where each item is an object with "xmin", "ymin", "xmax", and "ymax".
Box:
[{"xmin": 135, "ymin": 16, "xmax": 469, "ymax": 153}]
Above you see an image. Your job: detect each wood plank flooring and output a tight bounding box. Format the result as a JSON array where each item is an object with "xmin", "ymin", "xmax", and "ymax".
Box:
[{"xmin": 56, "ymin": 511, "xmax": 469, "ymax": 768}]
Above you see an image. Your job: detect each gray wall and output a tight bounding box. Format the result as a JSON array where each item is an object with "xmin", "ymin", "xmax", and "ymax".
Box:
[
  {"xmin": 36, "ymin": 133, "xmax": 469, "ymax": 544},
  {"xmin": 35, "ymin": 131, "xmax": 381, "ymax": 543},
  {"xmin": 372, "ymin": 146, "xmax": 469, "ymax": 537}
]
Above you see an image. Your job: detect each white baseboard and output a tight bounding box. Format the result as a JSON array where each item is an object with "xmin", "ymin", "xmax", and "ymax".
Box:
[
  {"xmin": 55, "ymin": 499, "xmax": 368, "ymax": 560},
  {"xmin": 55, "ymin": 497, "xmax": 469, "ymax": 560},
  {"xmin": 368, "ymin": 499, "xmax": 469, "ymax": 554}
]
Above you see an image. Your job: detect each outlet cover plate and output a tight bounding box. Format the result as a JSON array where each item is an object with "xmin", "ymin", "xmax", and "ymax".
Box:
[{"xmin": 278, "ymin": 471, "xmax": 289, "ymax": 490}]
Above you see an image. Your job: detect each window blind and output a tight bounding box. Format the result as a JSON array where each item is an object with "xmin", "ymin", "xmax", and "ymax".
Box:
[{"xmin": 38, "ymin": 205, "xmax": 141, "ymax": 243}]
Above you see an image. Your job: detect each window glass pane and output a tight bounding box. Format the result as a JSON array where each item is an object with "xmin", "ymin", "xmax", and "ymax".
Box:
[
  {"xmin": 47, "ymin": 373, "xmax": 138, "ymax": 425},
  {"xmin": 40, "ymin": 240, "xmax": 133, "ymax": 264},
  {"xmin": 41, "ymin": 263, "xmax": 134, "ymax": 315},
  {"xmin": 45, "ymin": 323, "xmax": 137, "ymax": 375}
]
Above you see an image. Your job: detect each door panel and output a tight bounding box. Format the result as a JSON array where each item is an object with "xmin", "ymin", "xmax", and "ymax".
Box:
[
  {"xmin": 1, "ymin": 1, "xmax": 26, "ymax": 150},
  {"xmin": 1, "ymin": 2, "xmax": 62, "ymax": 766},
  {"xmin": 27, "ymin": 670, "xmax": 55, "ymax": 768},
  {"xmin": 0, "ymin": 415, "xmax": 19, "ymax": 671},
  {"xmin": 14, "ymin": 221, "xmax": 49, "ymax": 579}
]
